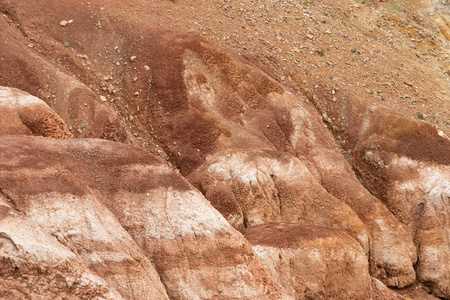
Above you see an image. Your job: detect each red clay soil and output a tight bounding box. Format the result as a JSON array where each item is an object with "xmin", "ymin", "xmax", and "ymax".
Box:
[
  {"xmin": 0, "ymin": 0, "xmax": 448, "ymax": 147},
  {"xmin": 0, "ymin": 0, "xmax": 448, "ymax": 299}
]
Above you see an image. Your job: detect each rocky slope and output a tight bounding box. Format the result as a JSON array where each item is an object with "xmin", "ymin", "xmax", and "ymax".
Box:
[{"xmin": 0, "ymin": 0, "xmax": 448, "ymax": 299}]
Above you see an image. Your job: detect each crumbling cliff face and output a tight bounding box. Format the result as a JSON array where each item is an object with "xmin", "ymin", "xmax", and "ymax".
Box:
[{"xmin": 0, "ymin": 0, "xmax": 448, "ymax": 299}]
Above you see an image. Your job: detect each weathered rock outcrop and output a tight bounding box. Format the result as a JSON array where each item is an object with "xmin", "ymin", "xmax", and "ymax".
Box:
[
  {"xmin": 0, "ymin": 0, "xmax": 448, "ymax": 298},
  {"xmin": 0, "ymin": 86, "xmax": 73, "ymax": 139},
  {"xmin": 243, "ymin": 223, "xmax": 372, "ymax": 299},
  {"xmin": 116, "ymin": 31, "xmax": 416, "ymax": 288},
  {"xmin": 0, "ymin": 135, "xmax": 286, "ymax": 299},
  {"xmin": 0, "ymin": 196, "xmax": 124, "ymax": 299},
  {"xmin": 0, "ymin": 14, "xmax": 417, "ymax": 287},
  {"xmin": 189, "ymin": 150, "xmax": 368, "ymax": 248},
  {"xmin": 0, "ymin": 1, "xmax": 406, "ymax": 286},
  {"xmin": 0, "ymin": 16, "xmax": 127, "ymax": 142},
  {"xmin": 311, "ymin": 91, "xmax": 450, "ymax": 298},
  {"xmin": 371, "ymin": 278, "xmax": 405, "ymax": 300}
]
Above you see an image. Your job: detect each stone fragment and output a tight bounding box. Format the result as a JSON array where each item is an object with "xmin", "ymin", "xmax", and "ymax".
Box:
[{"xmin": 107, "ymin": 84, "xmax": 114, "ymax": 94}]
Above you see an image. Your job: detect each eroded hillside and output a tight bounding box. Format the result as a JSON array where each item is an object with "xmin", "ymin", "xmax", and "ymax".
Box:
[{"xmin": 0, "ymin": 0, "xmax": 449, "ymax": 299}]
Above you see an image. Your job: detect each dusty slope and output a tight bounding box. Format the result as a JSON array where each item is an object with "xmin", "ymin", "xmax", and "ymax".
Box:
[
  {"xmin": 114, "ymin": 0, "xmax": 449, "ymax": 134},
  {"xmin": 0, "ymin": 0, "xmax": 448, "ymax": 142},
  {"xmin": 0, "ymin": 0, "xmax": 448, "ymax": 299}
]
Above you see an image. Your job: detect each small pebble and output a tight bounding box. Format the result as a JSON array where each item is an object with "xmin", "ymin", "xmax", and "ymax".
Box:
[
  {"xmin": 60, "ymin": 20, "xmax": 68, "ymax": 27},
  {"xmin": 107, "ymin": 84, "xmax": 114, "ymax": 94},
  {"xmin": 130, "ymin": 56, "xmax": 137, "ymax": 62}
]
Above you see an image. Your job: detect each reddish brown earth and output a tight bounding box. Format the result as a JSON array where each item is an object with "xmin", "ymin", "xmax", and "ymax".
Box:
[
  {"xmin": 0, "ymin": 0, "xmax": 448, "ymax": 299},
  {"xmin": 0, "ymin": 86, "xmax": 73, "ymax": 138},
  {"xmin": 244, "ymin": 223, "xmax": 372, "ymax": 299},
  {"xmin": 0, "ymin": 135, "xmax": 286, "ymax": 299}
]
